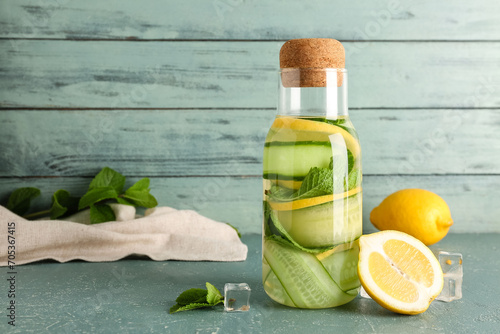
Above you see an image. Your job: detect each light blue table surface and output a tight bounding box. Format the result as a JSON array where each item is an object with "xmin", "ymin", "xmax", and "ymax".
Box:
[{"xmin": 1, "ymin": 233, "xmax": 498, "ymax": 334}]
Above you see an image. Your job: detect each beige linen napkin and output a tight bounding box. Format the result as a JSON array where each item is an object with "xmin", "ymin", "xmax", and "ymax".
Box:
[{"xmin": 0, "ymin": 205, "xmax": 247, "ymax": 266}]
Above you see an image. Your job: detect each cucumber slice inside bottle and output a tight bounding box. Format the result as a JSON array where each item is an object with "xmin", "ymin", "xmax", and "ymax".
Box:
[
  {"xmin": 263, "ymin": 262, "xmax": 295, "ymax": 307},
  {"xmin": 263, "ymin": 142, "xmax": 332, "ymax": 180},
  {"xmin": 317, "ymin": 242, "xmax": 361, "ymax": 292},
  {"xmin": 276, "ymin": 193, "xmax": 362, "ymax": 248},
  {"xmin": 263, "ymin": 238, "xmax": 355, "ymax": 308}
]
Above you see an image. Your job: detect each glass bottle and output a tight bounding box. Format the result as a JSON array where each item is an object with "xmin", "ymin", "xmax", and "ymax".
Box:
[{"xmin": 262, "ymin": 39, "xmax": 362, "ymax": 308}]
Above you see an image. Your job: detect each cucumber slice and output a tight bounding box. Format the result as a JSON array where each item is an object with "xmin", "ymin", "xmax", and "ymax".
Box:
[
  {"xmin": 263, "ymin": 262, "xmax": 295, "ymax": 307},
  {"xmin": 276, "ymin": 193, "xmax": 362, "ymax": 248},
  {"xmin": 265, "ymin": 128, "xmax": 333, "ymax": 143},
  {"xmin": 263, "ymin": 141, "xmax": 332, "ymax": 180},
  {"xmin": 263, "ymin": 238, "xmax": 355, "ymax": 308},
  {"xmin": 317, "ymin": 242, "xmax": 361, "ymax": 292}
]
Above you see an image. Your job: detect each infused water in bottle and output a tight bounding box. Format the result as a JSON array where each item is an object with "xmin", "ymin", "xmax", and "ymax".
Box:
[{"xmin": 262, "ymin": 39, "xmax": 362, "ymax": 308}]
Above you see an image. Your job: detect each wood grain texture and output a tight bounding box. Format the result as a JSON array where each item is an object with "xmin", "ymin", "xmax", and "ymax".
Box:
[
  {"xmin": 0, "ymin": 1, "xmax": 498, "ymax": 235},
  {"xmin": 0, "ymin": 175, "xmax": 498, "ymax": 234},
  {"xmin": 1, "ymin": 0, "xmax": 500, "ymax": 40},
  {"xmin": 1, "ymin": 41, "xmax": 500, "ymax": 109},
  {"xmin": 1, "ymin": 109, "xmax": 499, "ymax": 177}
]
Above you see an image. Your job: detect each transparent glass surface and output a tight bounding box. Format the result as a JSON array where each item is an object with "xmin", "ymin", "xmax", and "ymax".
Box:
[
  {"xmin": 224, "ymin": 283, "xmax": 251, "ymax": 312},
  {"xmin": 436, "ymin": 251, "xmax": 463, "ymax": 302},
  {"xmin": 262, "ymin": 69, "xmax": 362, "ymax": 309}
]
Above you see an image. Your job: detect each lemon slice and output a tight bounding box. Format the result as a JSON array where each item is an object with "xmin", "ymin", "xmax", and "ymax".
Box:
[
  {"xmin": 358, "ymin": 230, "xmax": 443, "ymax": 315},
  {"xmin": 270, "ymin": 117, "xmax": 361, "ymax": 158},
  {"xmin": 268, "ymin": 187, "xmax": 361, "ymax": 211}
]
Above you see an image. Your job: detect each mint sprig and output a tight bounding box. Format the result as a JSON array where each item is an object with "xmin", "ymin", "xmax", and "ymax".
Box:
[
  {"xmin": 88, "ymin": 167, "xmax": 126, "ymax": 193},
  {"xmin": 4, "ymin": 167, "xmax": 158, "ymax": 224},
  {"xmin": 170, "ymin": 283, "xmax": 224, "ymax": 314},
  {"xmin": 267, "ymin": 153, "xmax": 360, "ymax": 203},
  {"xmin": 89, "ymin": 204, "xmax": 116, "ymax": 224},
  {"xmin": 7, "ymin": 187, "xmax": 41, "ymax": 216},
  {"xmin": 51, "ymin": 189, "xmax": 79, "ymax": 219},
  {"xmin": 121, "ymin": 178, "xmax": 158, "ymax": 208}
]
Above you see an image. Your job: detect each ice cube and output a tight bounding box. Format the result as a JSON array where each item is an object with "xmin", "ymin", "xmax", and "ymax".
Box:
[
  {"xmin": 436, "ymin": 251, "xmax": 463, "ymax": 302},
  {"xmin": 359, "ymin": 286, "xmax": 372, "ymax": 299},
  {"xmin": 224, "ymin": 283, "xmax": 251, "ymax": 312}
]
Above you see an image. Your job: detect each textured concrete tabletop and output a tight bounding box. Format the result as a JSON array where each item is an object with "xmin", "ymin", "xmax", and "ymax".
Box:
[{"xmin": 1, "ymin": 233, "xmax": 498, "ymax": 334}]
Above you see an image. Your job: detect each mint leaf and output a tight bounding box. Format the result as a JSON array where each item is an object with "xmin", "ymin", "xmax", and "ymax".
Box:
[
  {"xmin": 170, "ymin": 283, "xmax": 224, "ymax": 314},
  {"xmin": 122, "ymin": 178, "xmax": 158, "ymax": 208},
  {"xmin": 225, "ymin": 223, "xmax": 241, "ymax": 238},
  {"xmin": 347, "ymin": 150, "xmax": 354, "ymax": 174},
  {"xmin": 50, "ymin": 189, "xmax": 79, "ymax": 219},
  {"xmin": 267, "ymin": 167, "xmax": 336, "ymax": 202},
  {"xmin": 296, "ymin": 167, "xmax": 334, "ymax": 198},
  {"xmin": 7, "ymin": 187, "xmax": 41, "ymax": 216},
  {"xmin": 169, "ymin": 303, "xmax": 213, "ymax": 314},
  {"xmin": 123, "ymin": 191, "xmax": 157, "ymax": 208},
  {"xmin": 89, "ymin": 204, "xmax": 116, "ymax": 224},
  {"xmin": 116, "ymin": 197, "xmax": 134, "ymax": 206},
  {"xmin": 266, "ymin": 184, "xmax": 294, "ymax": 200},
  {"xmin": 88, "ymin": 167, "xmax": 126, "ymax": 194},
  {"xmin": 309, "ymin": 117, "xmax": 346, "ymax": 126},
  {"xmin": 79, "ymin": 186, "xmax": 118, "ymax": 210},
  {"xmin": 206, "ymin": 283, "xmax": 223, "ymax": 305},
  {"xmin": 263, "ymin": 201, "xmax": 273, "ymax": 236},
  {"xmin": 127, "ymin": 178, "xmax": 150, "ymax": 192},
  {"xmin": 175, "ymin": 288, "xmax": 208, "ymax": 306},
  {"xmin": 268, "ymin": 151, "xmax": 353, "ymax": 202},
  {"xmin": 348, "ymin": 169, "xmax": 362, "ymax": 189}
]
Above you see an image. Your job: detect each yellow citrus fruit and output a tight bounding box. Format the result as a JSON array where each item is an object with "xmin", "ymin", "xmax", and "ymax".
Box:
[
  {"xmin": 370, "ymin": 189, "xmax": 453, "ymax": 245},
  {"xmin": 358, "ymin": 230, "xmax": 444, "ymax": 315}
]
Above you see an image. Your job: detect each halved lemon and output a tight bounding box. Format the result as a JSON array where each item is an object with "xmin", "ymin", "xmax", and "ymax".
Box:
[{"xmin": 358, "ymin": 230, "xmax": 443, "ymax": 315}]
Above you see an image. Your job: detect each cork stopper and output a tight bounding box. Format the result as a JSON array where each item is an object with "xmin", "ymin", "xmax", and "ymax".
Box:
[{"xmin": 279, "ymin": 38, "xmax": 345, "ymax": 87}]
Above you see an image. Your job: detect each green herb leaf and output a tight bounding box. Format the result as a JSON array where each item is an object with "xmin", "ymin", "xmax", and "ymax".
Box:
[
  {"xmin": 347, "ymin": 150, "xmax": 355, "ymax": 174},
  {"xmin": 88, "ymin": 167, "xmax": 126, "ymax": 194},
  {"xmin": 50, "ymin": 189, "xmax": 79, "ymax": 219},
  {"xmin": 206, "ymin": 283, "xmax": 224, "ymax": 305},
  {"xmin": 225, "ymin": 223, "xmax": 242, "ymax": 238},
  {"xmin": 116, "ymin": 197, "xmax": 134, "ymax": 206},
  {"xmin": 3, "ymin": 167, "xmax": 159, "ymax": 224},
  {"xmin": 348, "ymin": 169, "xmax": 362, "ymax": 189},
  {"xmin": 7, "ymin": 187, "xmax": 41, "ymax": 216},
  {"xmin": 296, "ymin": 167, "xmax": 334, "ymax": 198},
  {"xmin": 79, "ymin": 186, "xmax": 118, "ymax": 210},
  {"xmin": 268, "ymin": 150, "xmax": 355, "ymax": 203},
  {"xmin": 123, "ymin": 191, "xmax": 158, "ymax": 208},
  {"xmin": 170, "ymin": 283, "xmax": 224, "ymax": 314},
  {"xmin": 123, "ymin": 179, "xmax": 158, "ymax": 208},
  {"xmin": 175, "ymin": 288, "xmax": 208, "ymax": 306},
  {"xmin": 89, "ymin": 204, "xmax": 116, "ymax": 224},
  {"xmin": 127, "ymin": 178, "xmax": 150, "ymax": 192},
  {"xmin": 263, "ymin": 201, "xmax": 273, "ymax": 236},
  {"xmin": 169, "ymin": 303, "xmax": 213, "ymax": 314}
]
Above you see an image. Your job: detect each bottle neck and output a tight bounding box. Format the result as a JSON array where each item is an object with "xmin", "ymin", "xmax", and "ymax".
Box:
[{"xmin": 278, "ymin": 68, "xmax": 348, "ymax": 118}]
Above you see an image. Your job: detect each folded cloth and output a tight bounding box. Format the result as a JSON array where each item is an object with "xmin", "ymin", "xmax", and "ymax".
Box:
[{"xmin": 0, "ymin": 205, "xmax": 247, "ymax": 266}]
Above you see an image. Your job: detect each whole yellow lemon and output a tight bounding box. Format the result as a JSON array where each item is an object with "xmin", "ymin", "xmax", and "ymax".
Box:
[{"xmin": 369, "ymin": 189, "xmax": 453, "ymax": 245}]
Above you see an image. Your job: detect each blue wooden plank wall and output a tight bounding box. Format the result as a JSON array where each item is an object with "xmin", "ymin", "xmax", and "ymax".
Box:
[{"xmin": 0, "ymin": 0, "xmax": 499, "ymax": 234}]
